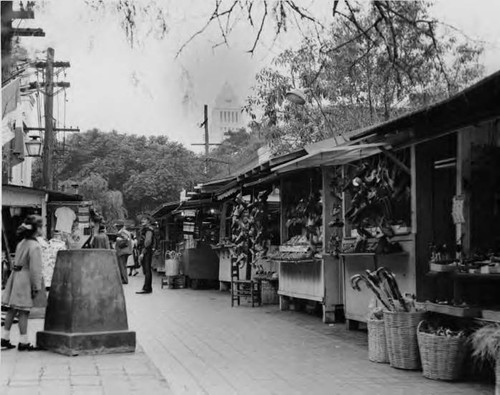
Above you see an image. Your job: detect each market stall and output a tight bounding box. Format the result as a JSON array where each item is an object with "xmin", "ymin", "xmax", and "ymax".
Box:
[
  {"xmin": 215, "ymin": 190, "xmax": 281, "ymax": 292},
  {"xmin": 420, "ymin": 122, "xmax": 500, "ymax": 321},
  {"xmin": 264, "ymin": 168, "xmax": 343, "ymax": 322},
  {"xmin": 338, "ymin": 150, "xmax": 414, "ymax": 328},
  {"xmin": 176, "ymin": 201, "xmax": 221, "ymax": 288}
]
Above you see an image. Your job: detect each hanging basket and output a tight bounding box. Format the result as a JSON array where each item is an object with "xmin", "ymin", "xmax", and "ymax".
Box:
[
  {"xmin": 384, "ymin": 310, "xmax": 425, "ymax": 370},
  {"xmin": 367, "ymin": 319, "xmax": 389, "ymax": 363},
  {"xmin": 417, "ymin": 321, "xmax": 467, "ymax": 381}
]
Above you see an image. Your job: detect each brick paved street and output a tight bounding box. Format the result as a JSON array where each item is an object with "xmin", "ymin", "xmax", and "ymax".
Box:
[
  {"xmin": 125, "ymin": 274, "xmax": 494, "ymax": 395},
  {"xmin": 1, "ymin": 272, "xmax": 495, "ymax": 395}
]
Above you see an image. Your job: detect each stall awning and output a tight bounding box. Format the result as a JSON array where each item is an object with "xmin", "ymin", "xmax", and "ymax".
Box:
[
  {"xmin": 171, "ymin": 198, "xmax": 215, "ymax": 214},
  {"xmin": 271, "ymin": 143, "xmax": 387, "ymax": 174},
  {"xmin": 151, "ymin": 201, "xmax": 181, "ymax": 218},
  {"xmin": 2, "ymin": 184, "xmax": 83, "ymax": 206},
  {"xmin": 2, "ymin": 184, "xmax": 46, "ymax": 207}
]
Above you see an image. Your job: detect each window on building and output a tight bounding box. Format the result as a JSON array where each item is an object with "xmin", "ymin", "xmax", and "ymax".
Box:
[
  {"xmin": 236, "ymin": 112, "xmax": 238, "ymax": 123},
  {"xmin": 220, "ymin": 112, "xmax": 223, "ymax": 122}
]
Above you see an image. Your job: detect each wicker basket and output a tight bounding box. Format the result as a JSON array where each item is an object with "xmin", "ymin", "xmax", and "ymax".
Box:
[
  {"xmin": 417, "ymin": 321, "xmax": 467, "ymax": 381},
  {"xmin": 367, "ymin": 319, "xmax": 389, "ymax": 363},
  {"xmin": 384, "ymin": 310, "xmax": 425, "ymax": 370}
]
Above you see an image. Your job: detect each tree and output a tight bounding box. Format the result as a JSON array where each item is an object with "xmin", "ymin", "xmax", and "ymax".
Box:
[
  {"xmin": 65, "ymin": 173, "xmax": 128, "ymax": 223},
  {"xmin": 245, "ymin": 1, "xmax": 484, "ymax": 153},
  {"xmin": 204, "ymin": 127, "xmax": 265, "ymax": 178},
  {"xmin": 53, "ymin": 129, "xmax": 207, "ymax": 217}
]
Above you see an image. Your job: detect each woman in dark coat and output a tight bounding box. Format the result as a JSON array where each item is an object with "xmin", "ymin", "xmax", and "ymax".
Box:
[{"xmin": 1, "ymin": 215, "xmax": 45, "ymax": 351}]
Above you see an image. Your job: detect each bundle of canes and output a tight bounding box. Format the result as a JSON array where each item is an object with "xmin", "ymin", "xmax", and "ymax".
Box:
[
  {"xmin": 374, "ymin": 267, "xmax": 409, "ymax": 312},
  {"xmin": 364, "ymin": 269, "xmax": 396, "ymax": 311},
  {"xmin": 350, "ymin": 273, "xmax": 392, "ymax": 311}
]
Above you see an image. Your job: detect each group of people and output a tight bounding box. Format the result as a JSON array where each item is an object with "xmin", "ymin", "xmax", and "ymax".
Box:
[
  {"xmin": 1, "ymin": 214, "xmax": 157, "ymax": 351},
  {"xmin": 90, "ymin": 216, "xmax": 155, "ymax": 294}
]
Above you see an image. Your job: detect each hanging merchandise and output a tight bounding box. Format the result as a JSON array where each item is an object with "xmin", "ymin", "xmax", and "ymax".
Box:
[
  {"xmin": 344, "ymin": 154, "xmax": 411, "ymax": 239},
  {"xmin": 452, "ymin": 195, "xmax": 465, "ymax": 224},
  {"xmin": 230, "ymin": 189, "xmax": 272, "ymax": 268},
  {"xmin": 54, "ymin": 206, "xmax": 76, "ymax": 233}
]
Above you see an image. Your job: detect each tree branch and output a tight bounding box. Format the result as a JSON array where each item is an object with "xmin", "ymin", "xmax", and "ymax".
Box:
[{"xmin": 248, "ymin": 0, "xmax": 268, "ymax": 55}]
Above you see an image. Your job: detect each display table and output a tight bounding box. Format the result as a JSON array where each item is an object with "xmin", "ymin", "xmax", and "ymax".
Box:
[
  {"xmin": 276, "ymin": 254, "xmax": 343, "ymax": 323},
  {"xmin": 426, "ymin": 271, "xmax": 500, "ymax": 321}
]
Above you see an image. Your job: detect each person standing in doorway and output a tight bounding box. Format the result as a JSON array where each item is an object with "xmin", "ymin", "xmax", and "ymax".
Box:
[
  {"xmin": 1, "ymin": 215, "xmax": 46, "ymax": 351},
  {"xmin": 115, "ymin": 222, "xmax": 132, "ymax": 284},
  {"xmin": 136, "ymin": 216, "xmax": 154, "ymax": 294}
]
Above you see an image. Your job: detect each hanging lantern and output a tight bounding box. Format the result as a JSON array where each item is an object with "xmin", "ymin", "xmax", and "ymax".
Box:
[{"xmin": 25, "ymin": 135, "xmax": 42, "ymax": 157}]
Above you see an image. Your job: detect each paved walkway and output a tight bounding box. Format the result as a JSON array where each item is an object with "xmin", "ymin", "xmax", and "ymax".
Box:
[
  {"xmin": 0, "ymin": 317, "xmax": 170, "ymax": 395},
  {"xmin": 1, "ymin": 272, "xmax": 495, "ymax": 394},
  {"xmin": 125, "ymin": 274, "xmax": 493, "ymax": 395}
]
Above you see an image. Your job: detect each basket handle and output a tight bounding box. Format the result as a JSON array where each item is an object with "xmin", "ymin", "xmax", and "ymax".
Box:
[{"xmin": 417, "ymin": 320, "xmax": 426, "ymax": 334}]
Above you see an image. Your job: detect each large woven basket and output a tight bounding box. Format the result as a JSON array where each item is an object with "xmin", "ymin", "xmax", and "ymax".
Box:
[
  {"xmin": 368, "ymin": 319, "xmax": 389, "ymax": 363},
  {"xmin": 417, "ymin": 321, "xmax": 467, "ymax": 380},
  {"xmin": 384, "ymin": 310, "xmax": 425, "ymax": 370}
]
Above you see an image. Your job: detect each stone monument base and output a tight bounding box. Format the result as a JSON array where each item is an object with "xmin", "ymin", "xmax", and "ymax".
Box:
[{"xmin": 37, "ymin": 330, "xmax": 136, "ymax": 356}]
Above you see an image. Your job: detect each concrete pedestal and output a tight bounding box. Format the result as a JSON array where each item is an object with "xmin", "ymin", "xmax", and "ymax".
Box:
[{"xmin": 37, "ymin": 249, "xmax": 136, "ymax": 356}]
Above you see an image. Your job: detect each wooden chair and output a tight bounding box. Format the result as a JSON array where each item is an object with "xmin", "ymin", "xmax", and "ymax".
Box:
[{"xmin": 231, "ymin": 257, "xmax": 261, "ymax": 307}]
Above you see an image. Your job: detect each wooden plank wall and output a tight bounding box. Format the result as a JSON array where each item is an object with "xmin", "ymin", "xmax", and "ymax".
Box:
[{"xmin": 278, "ymin": 260, "xmax": 324, "ymax": 301}]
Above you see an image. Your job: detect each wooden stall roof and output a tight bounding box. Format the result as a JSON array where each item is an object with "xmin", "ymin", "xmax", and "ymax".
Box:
[
  {"xmin": 151, "ymin": 201, "xmax": 181, "ymax": 218},
  {"xmin": 272, "ymin": 143, "xmax": 387, "ymax": 174},
  {"xmin": 2, "ymin": 184, "xmax": 83, "ymax": 202}
]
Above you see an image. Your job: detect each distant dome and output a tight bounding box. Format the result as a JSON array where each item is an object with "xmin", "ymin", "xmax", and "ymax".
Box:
[{"xmin": 214, "ymin": 82, "xmax": 241, "ymax": 108}]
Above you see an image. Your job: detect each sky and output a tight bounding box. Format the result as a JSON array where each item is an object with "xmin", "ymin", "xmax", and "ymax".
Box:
[{"xmin": 17, "ymin": 0, "xmax": 500, "ymax": 152}]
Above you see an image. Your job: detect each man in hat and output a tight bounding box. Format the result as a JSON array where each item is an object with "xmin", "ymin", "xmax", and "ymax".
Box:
[
  {"xmin": 136, "ymin": 216, "xmax": 154, "ymax": 294},
  {"xmin": 115, "ymin": 221, "xmax": 132, "ymax": 285}
]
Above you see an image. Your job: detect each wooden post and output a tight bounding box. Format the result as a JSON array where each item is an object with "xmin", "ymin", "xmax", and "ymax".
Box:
[
  {"xmin": 42, "ymin": 48, "xmax": 54, "ymax": 190},
  {"xmin": 204, "ymin": 104, "xmax": 209, "ymax": 156}
]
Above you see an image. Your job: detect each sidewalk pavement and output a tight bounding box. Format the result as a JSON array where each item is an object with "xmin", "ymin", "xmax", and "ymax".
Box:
[
  {"xmin": 1, "ymin": 272, "xmax": 495, "ymax": 395},
  {"xmin": 124, "ymin": 274, "xmax": 494, "ymax": 395},
  {"xmin": 0, "ymin": 315, "xmax": 170, "ymax": 395}
]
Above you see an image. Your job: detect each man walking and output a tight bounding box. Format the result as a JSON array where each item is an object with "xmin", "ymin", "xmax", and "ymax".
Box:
[
  {"xmin": 115, "ymin": 222, "xmax": 132, "ymax": 285},
  {"xmin": 136, "ymin": 216, "xmax": 154, "ymax": 294}
]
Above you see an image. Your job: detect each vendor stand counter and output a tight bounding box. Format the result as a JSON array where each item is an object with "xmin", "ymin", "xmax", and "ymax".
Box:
[
  {"xmin": 340, "ymin": 235, "xmax": 414, "ymax": 329},
  {"xmin": 182, "ymin": 241, "xmax": 219, "ymax": 287},
  {"xmin": 276, "ymin": 254, "xmax": 343, "ymax": 323}
]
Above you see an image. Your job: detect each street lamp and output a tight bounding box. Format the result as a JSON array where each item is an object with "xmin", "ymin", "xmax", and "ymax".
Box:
[
  {"xmin": 285, "ymin": 87, "xmax": 339, "ymax": 145},
  {"xmin": 285, "ymin": 88, "xmax": 307, "ymax": 105},
  {"xmin": 25, "ymin": 135, "xmax": 43, "ymax": 157}
]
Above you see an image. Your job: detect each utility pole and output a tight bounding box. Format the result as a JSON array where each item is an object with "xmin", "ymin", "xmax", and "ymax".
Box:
[
  {"xmin": 191, "ymin": 104, "xmax": 222, "ymax": 173},
  {"xmin": 204, "ymin": 104, "xmax": 209, "ymax": 156},
  {"xmin": 42, "ymin": 48, "xmax": 54, "ymax": 190},
  {"xmin": 35, "ymin": 48, "xmax": 77, "ymax": 190}
]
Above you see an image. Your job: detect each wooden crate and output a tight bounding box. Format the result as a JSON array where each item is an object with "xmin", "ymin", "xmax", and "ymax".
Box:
[
  {"xmin": 161, "ymin": 275, "xmax": 186, "ymax": 289},
  {"xmin": 261, "ymin": 280, "xmax": 279, "ymax": 305}
]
